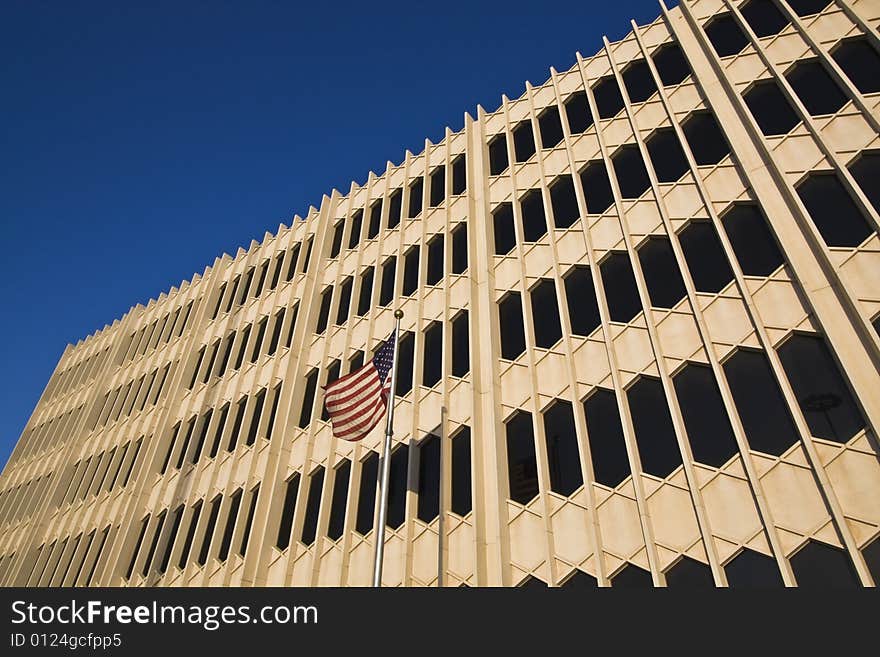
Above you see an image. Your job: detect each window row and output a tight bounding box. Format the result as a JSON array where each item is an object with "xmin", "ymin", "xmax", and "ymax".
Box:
[
  {"xmin": 505, "ymin": 335, "xmax": 865, "ymax": 508},
  {"xmin": 118, "ymin": 300, "xmax": 195, "ymax": 366},
  {"xmin": 57, "ymin": 437, "xmax": 143, "ymax": 507},
  {"xmin": 487, "ymin": 43, "xmax": 693, "ymax": 176},
  {"xmin": 276, "ymin": 427, "xmax": 472, "ymax": 552},
  {"xmin": 188, "ymin": 306, "xmax": 298, "ymax": 390},
  {"xmin": 45, "ymin": 345, "xmax": 112, "ymax": 403},
  {"xmin": 89, "ymin": 362, "xmax": 174, "ymax": 431},
  {"xmin": 9, "ymin": 404, "xmax": 87, "ymax": 469},
  {"xmin": 0, "ymin": 471, "xmax": 54, "ymax": 529},
  {"xmin": 160, "ymin": 385, "xmax": 282, "ymax": 476},
  {"xmin": 24, "ymin": 524, "xmax": 113, "ymax": 587},
  {"xmin": 316, "ymin": 224, "xmax": 468, "ymax": 335},
  {"xmin": 127, "ymin": 484, "xmax": 260, "ymax": 581},
  {"xmin": 210, "ymin": 238, "xmax": 312, "ymax": 321}
]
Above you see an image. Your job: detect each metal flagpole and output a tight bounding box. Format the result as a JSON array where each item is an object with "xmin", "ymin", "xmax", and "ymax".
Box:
[{"xmin": 372, "ymin": 309, "xmax": 403, "ymax": 587}]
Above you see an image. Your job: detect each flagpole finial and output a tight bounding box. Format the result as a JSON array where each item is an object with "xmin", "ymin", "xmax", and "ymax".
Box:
[{"xmin": 394, "ymin": 309, "xmax": 403, "ymax": 319}]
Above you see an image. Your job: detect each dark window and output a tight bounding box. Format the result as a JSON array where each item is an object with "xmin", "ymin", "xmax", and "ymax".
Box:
[
  {"xmin": 560, "ymin": 570, "xmax": 598, "ymax": 588},
  {"xmin": 239, "ymin": 268, "xmax": 254, "ymax": 304},
  {"xmin": 217, "ymin": 331, "xmax": 235, "ymax": 375},
  {"xmin": 388, "ymin": 189, "xmax": 402, "ymax": 229},
  {"xmin": 451, "ymin": 426, "xmax": 472, "ymax": 516},
  {"xmin": 741, "ymin": 0, "xmax": 790, "ymax": 37},
  {"xmin": 217, "ymin": 489, "xmax": 242, "ymax": 562},
  {"xmin": 543, "ymin": 400, "xmax": 584, "ymax": 496},
  {"xmin": 245, "ymin": 389, "xmax": 265, "ymax": 446},
  {"xmin": 646, "ymin": 127, "xmax": 689, "ymax": 182},
  {"xmin": 743, "ymin": 80, "xmax": 800, "ymax": 135},
  {"xmin": 298, "ymin": 368, "xmax": 319, "ymax": 429},
  {"xmin": 357, "ymin": 266, "xmax": 374, "ymax": 316},
  {"xmin": 452, "ymin": 311, "xmax": 470, "ymax": 378},
  {"xmin": 380, "ymin": 257, "xmax": 396, "ymax": 306},
  {"xmin": 224, "ymin": 277, "xmax": 239, "ymax": 313},
  {"xmin": 778, "ymin": 334, "xmax": 865, "ymax": 442},
  {"xmin": 637, "ymin": 237, "xmax": 687, "ymax": 308},
  {"xmin": 584, "ymin": 388, "xmax": 631, "ymax": 487},
  {"xmin": 493, "ymin": 203, "xmax": 517, "ymax": 255},
  {"xmin": 178, "ymin": 501, "xmax": 202, "ymax": 570},
  {"xmin": 211, "ymin": 283, "xmax": 227, "ymax": 320},
  {"xmin": 678, "ymin": 221, "xmax": 734, "ymax": 293},
  {"xmin": 564, "ymin": 91, "xmax": 594, "ymax": 134},
  {"xmin": 513, "ymin": 120, "xmax": 536, "ymax": 162},
  {"xmin": 254, "ymin": 260, "xmax": 269, "ymax": 297},
  {"xmin": 143, "ymin": 513, "xmax": 166, "ymax": 577},
  {"xmin": 622, "ymin": 60, "xmax": 657, "ymax": 103},
  {"xmin": 790, "ymin": 541, "xmax": 860, "ymax": 587},
  {"xmin": 285, "ymin": 304, "xmax": 298, "ymax": 347},
  {"xmin": 423, "ymin": 322, "xmax": 442, "ymax": 388},
  {"xmin": 396, "ymin": 332, "xmax": 415, "ymax": 397},
  {"xmin": 612, "ymin": 145, "xmax": 651, "ymax": 199},
  {"xmin": 627, "ymin": 377, "xmax": 682, "ymax": 478},
  {"xmin": 301, "ymin": 239, "xmax": 312, "ymax": 272},
  {"xmin": 122, "ymin": 438, "xmax": 142, "ymax": 487},
  {"xmin": 227, "ymin": 396, "xmax": 247, "ymax": 452},
  {"xmin": 386, "ymin": 446, "xmax": 409, "ymax": 529},
  {"xmin": 250, "ymin": 317, "xmax": 267, "ymax": 363},
  {"xmin": 197, "ymin": 496, "xmax": 222, "ymax": 566},
  {"xmin": 451, "ymin": 223, "xmax": 467, "ymax": 274},
  {"xmin": 600, "ymin": 252, "xmax": 642, "ymax": 323},
  {"xmin": 202, "ymin": 341, "xmax": 219, "ymax": 384},
  {"xmin": 796, "ymin": 172, "xmax": 873, "ymax": 247},
  {"xmin": 233, "ymin": 325, "xmax": 250, "ymax": 371},
  {"xmin": 315, "ymin": 286, "xmax": 332, "ymax": 334},
  {"xmin": 417, "ymin": 435, "xmax": 440, "ymax": 522},
  {"xmin": 355, "ymin": 452, "xmax": 379, "ymax": 535},
  {"xmin": 239, "ymin": 485, "xmax": 259, "ymax": 556},
  {"xmin": 426, "ymin": 235, "xmax": 444, "ymax": 285},
  {"xmin": 300, "ymin": 467, "xmax": 324, "ymax": 546},
  {"xmin": 430, "ymin": 166, "xmax": 445, "ymax": 207},
  {"xmin": 159, "ymin": 427, "xmax": 178, "ymax": 475},
  {"xmin": 267, "ymin": 309, "xmax": 285, "ymax": 356},
  {"xmin": 499, "ymin": 292, "xmax": 527, "ymax": 360},
  {"xmin": 593, "ymin": 76, "xmax": 624, "ymax": 119},
  {"xmin": 209, "ymin": 404, "xmax": 229, "ymax": 459},
  {"xmin": 175, "ymin": 417, "xmax": 196, "ymax": 469},
  {"xmin": 408, "ymin": 177, "xmax": 423, "ymax": 218},
  {"xmin": 276, "ymin": 474, "xmax": 300, "ymax": 550},
  {"xmin": 550, "ymin": 175, "xmax": 580, "ymax": 228},
  {"xmin": 580, "ymin": 160, "xmax": 615, "ymax": 213},
  {"xmin": 335, "ymin": 277, "xmax": 353, "ymax": 326},
  {"xmin": 723, "ymin": 349, "xmax": 800, "ymax": 455},
  {"xmin": 721, "ymin": 203, "xmax": 785, "ymax": 276},
  {"xmin": 786, "ymin": 60, "xmax": 848, "ymax": 116},
  {"xmin": 506, "ymin": 411, "xmax": 539, "ymax": 504},
  {"xmin": 270, "ymin": 253, "xmax": 283, "ymax": 291},
  {"xmin": 286, "ymin": 245, "xmax": 300, "ymax": 282},
  {"xmin": 832, "ymin": 37, "xmax": 880, "ymax": 94},
  {"xmin": 348, "ymin": 210, "xmax": 363, "ymax": 249},
  {"xmin": 705, "ymin": 13, "xmax": 748, "ymax": 57},
  {"xmin": 673, "ymin": 363, "xmax": 739, "ymax": 467},
  {"xmin": 403, "ymin": 246, "xmax": 420, "ymax": 296},
  {"xmin": 452, "ymin": 155, "xmax": 466, "ymax": 195},
  {"xmin": 849, "ymin": 150, "xmax": 880, "ymax": 215},
  {"xmin": 521, "ymin": 189, "xmax": 548, "ymax": 242},
  {"xmin": 665, "ymin": 557, "xmax": 714, "ymax": 587},
  {"xmin": 786, "ymin": 0, "xmax": 831, "ymax": 17},
  {"xmin": 488, "ymin": 134, "xmax": 509, "ymax": 176},
  {"xmin": 327, "ymin": 460, "xmax": 351, "ymax": 541},
  {"xmin": 724, "ymin": 548, "xmax": 784, "ymax": 587},
  {"xmin": 368, "ymin": 200, "xmax": 382, "ymax": 239},
  {"xmin": 126, "ymin": 517, "xmax": 149, "ymax": 579},
  {"xmin": 349, "ymin": 351, "xmax": 365, "ymax": 372},
  {"xmin": 329, "ymin": 221, "xmax": 344, "ymax": 259},
  {"xmin": 265, "ymin": 383, "xmax": 282, "ymax": 442},
  {"xmin": 320, "ymin": 361, "xmax": 340, "ymax": 422},
  {"xmin": 652, "ymin": 42, "xmax": 691, "ymax": 86},
  {"xmin": 563, "ymin": 266, "xmax": 601, "ymax": 337},
  {"xmin": 538, "ymin": 106, "xmax": 564, "ymax": 148},
  {"xmin": 682, "ymin": 111, "xmax": 730, "ymax": 165},
  {"xmin": 611, "ymin": 563, "xmax": 653, "ymax": 587},
  {"xmin": 530, "ymin": 279, "xmax": 563, "ymax": 348}
]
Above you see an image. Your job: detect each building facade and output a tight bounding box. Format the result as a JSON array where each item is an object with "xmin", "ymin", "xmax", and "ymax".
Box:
[{"xmin": 1, "ymin": 0, "xmax": 879, "ymax": 588}]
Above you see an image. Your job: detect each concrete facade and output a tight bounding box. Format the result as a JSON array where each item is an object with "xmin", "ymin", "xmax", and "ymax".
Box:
[{"xmin": 1, "ymin": 0, "xmax": 879, "ymax": 587}]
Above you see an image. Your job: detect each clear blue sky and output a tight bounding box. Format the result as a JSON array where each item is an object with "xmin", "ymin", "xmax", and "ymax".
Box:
[{"xmin": 0, "ymin": 0, "xmax": 669, "ymax": 468}]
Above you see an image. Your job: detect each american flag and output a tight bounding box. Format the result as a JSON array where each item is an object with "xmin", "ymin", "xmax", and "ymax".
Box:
[{"xmin": 322, "ymin": 330, "xmax": 396, "ymax": 441}]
